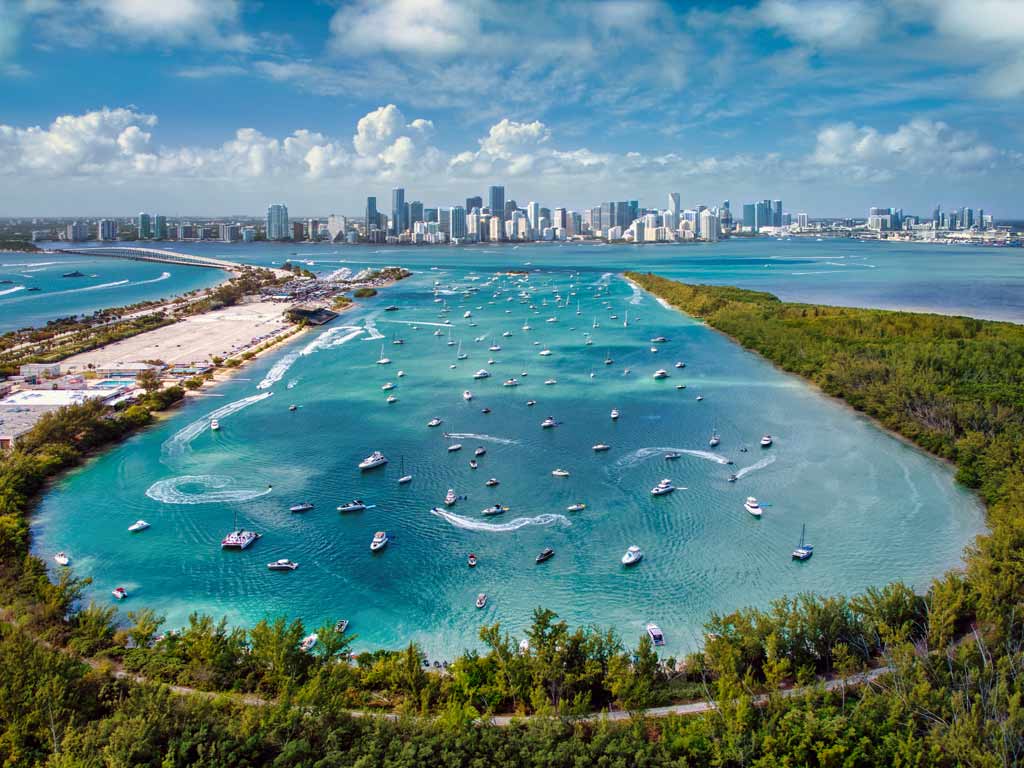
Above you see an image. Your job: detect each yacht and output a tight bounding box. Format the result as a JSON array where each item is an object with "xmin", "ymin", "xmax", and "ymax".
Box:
[
  {"xmin": 382, "ymin": 382, "xmax": 395, "ymax": 391},
  {"xmin": 592, "ymin": 443, "xmax": 610, "ymax": 452},
  {"xmin": 463, "ymin": 390, "xmax": 473, "ymax": 401},
  {"xmin": 621, "ymin": 545, "xmax": 644, "ymax": 566},
  {"xmin": 503, "ymin": 378, "xmax": 519, "ymax": 387},
  {"xmin": 469, "ymin": 459, "xmax": 478, "ymax": 469},
  {"xmin": 337, "ymin": 499, "xmax": 367, "ymax": 513},
  {"xmin": 792, "ymin": 524, "xmax": 813, "ymax": 560},
  {"xmin": 744, "ymin": 497, "xmax": 763, "ymax": 517},
  {"xmin": 376, "ymin": 344, "xmax": 391, "ymax": 365},
  {"xmin": 610, "ymin": 408, "xmax": 620, "ymax": 420},
  {"xmin": 467, "ymin": 553, "xmax": 478, "ymax": 567},
  {"xmin": 445, "ymin": 489, "xmax": 458, "ymax": 505},
  {"xmin": 522, "ymin": 322, "xmax": 532, "ymax": 331},
  {"xmin": 473, "ymin": 369, "xmax": 491, "ymax": 379},
  {"xmin": 53, "ymin": 552, "xmax": 70, "ymax": 566},
  {"xmin": 464, "ymin": 310, "xmax": 472, "ymax": 318},
  {"xmin": 544, "ymin": 378, "xmax": 557, "ymax": 385},
  {"xmin": 427, "ymin": 417, "xmax": 443, "ymax": 427},
  {"xmin": 709, "ymin": 432, "xmax": 721, "ymax": 448},
  {"xmin": 474, "ymin": 446, "xmax": 486, "ymax": 456},
  {"xmin": 386, "ymin": 395, "xmax": 397, "ymax": 404},
  {"xmin": 434, "ymin": 328, "xmax": 443, "ymax": 336},
  {"xmin": 210, "ymin": 419, "xmax": 220, "ymax": 431},
  {"xmin": 358, "ymin": 451, "xmax": 388, "ymax": 470},
  {"xmin": 760, "ymin": 434, "xmax": 773, "ymax": 447},
  {"xmin": 541, "ymin": 416, "xmax": 557, "ymax": 428},
  {"xmin": 128, "ymin": 519, "xmax": 150, "ymax": 532},
  {"xmin": 482, "ymin": 504, "xmax": 507, "ymax": 516},
  {"xmin": 267, "ymin": 558, "xmax": 299, "ymax": 571},
  {"xmin": 567, "ymin": 503, "xmax": 586, "ymax": 512},
  {"xmin": 551, "ymin": 468, "xmax": 570, "ymax": 477},
  {"xmin": 535, "ymin": 547, "xmax": 555, "ymax": 564},
  {"xmin": 300, "ymin": 633, "xmax": 318, "ymax": 652},
  {"xmin": 653, "ymin": 369, "xmax": 669, "ymax": 379},
  {"xmin": 646, "ymin": 623, "xmax": 666, "ymax": 646},
  {"xmin": 502, "ymin": 330, "xmax": 512, "ymax": 337},
  {"xmin": 675, "ymin": 361, "xmax": 685, "ymax": 369},
  {"xmin": 447, "ymin": 443, "xmax": 463, "ymax": 452},
  {"xmin": 112, "ymin": 587, "xmax": 128, "ymax": 600},
  {"xmin": 221, "ymin": 528, "xmax": 261, "ymax": 549},
  {"xmin": 485, "ymin": 478, "xmax": 500, "ymax": 487},
  {"xmin": 651, "ymin": 478, "xmax": 675, "ymax": 496},
  {"xmin": 370, "ymin": 531, "xmax": 390, "ymax": 552},
  {"xmin": 696, "ymin": 395, "xmax": 704, "ymax": 401},
  {"xmin": 475, "ymin": 593, "xmax": 488, "ymax": 609}
]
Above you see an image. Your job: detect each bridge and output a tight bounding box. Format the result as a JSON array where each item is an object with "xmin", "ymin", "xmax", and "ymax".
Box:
[{"xmin": 54, "ymin": 246, "xmax": 246, "ymax": 272}]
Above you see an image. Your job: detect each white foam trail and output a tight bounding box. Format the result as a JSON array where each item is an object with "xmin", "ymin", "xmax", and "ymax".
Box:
[
  {"xmin": 385, "ymin": 320, "xmax": 453, "ymax": 328},
  {"xmin": 362, "ymin": 315, "xmax": 384, "ymax": 341},
  {"xmin": 595, "ymin": 272, "xmax": 612, "ymax": 287},
  {"xmin": 626, "ymin": 280, "xmax": 644, "ymax": 305},
  {"xmin": 162, "ymin": 392, "xmax": 272, "ymax": 458},
  {"xmin": 146, "ymin": 475, "xmax": 272, "ymax": 505},
  {"xmin": 734, "ymin": 454, "xmax": 776, "ymax": 479},
  {"xmin": 300, "ymin": 325, "xmax": 363, "ymax": 356},
  {"xmin": 257, "ymin": 352, "xmax": 299, "ymax": 390},
  {"xmin": 1, "ymin": 261, "xmax": 60, "ymax": 267},
  {"xmin": 431, "ymin": 507, "xmax": 570, "ymax": 532},
  {"xmin": 441, "ymin": 432, "xmax": 519, "ymax": 445},
  {"xmin": 135, "ymin": 271, "xmax": 172, "ymax": 284},
  {"xmin": 286, "ymin": 378, "xmax": 299, "ymax": 389},
  {"xmin": 0, "ymin": 285, "xmax": 26, "ymax": 297},
  {"xmin": 614, "ymin": 446, "xmax": 732, "ymax": 469}
]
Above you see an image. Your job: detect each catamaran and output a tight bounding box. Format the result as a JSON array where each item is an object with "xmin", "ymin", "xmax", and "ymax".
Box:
[
  {"xmin": 221, "ymin": 510, "xmax": 261, "ymax": 549},
  {"xmin": 792, "ymin": 524, "xmax": 813, "ymax": 560}
]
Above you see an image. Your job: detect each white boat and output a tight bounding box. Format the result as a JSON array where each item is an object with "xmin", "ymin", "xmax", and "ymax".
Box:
[
  {"xmin": 709, "ymin": 432, "xmax": 720, "ymax": 447},
  {"xmin": 427, "ymin": 417, "xmax": 442, "ymax": 427},
  {"xmin": 485, "ymin": 477, "xmax": 500, "ymax": 487},
  {"xmin": 567, "ymin": 503, "xmax": 586, "ymax": 512},
  {"xmin": 488, "ymin": 344, "xmax": 501, "ymax": 351},
  {"xmin": 502, "ymin": 331, "xmax": 512, "ymax": 337},
  {"xmin": 476, "ymin": 593, "xmax": 488, "ymax": 609},
  {"xmin": 376, "ymin": 344, "xmax": 390, "ymax": 365},
  {"xmin": 539, "ymin": 348, "xmax": 552, "ymax": 356},
  {"xmin": 397, "ymin": 370, "xmax": 405, "ymax": 377},
  {"xmin": 650, "ymin": 336, "xmax": 668, "ymax": 343},
  {"xmin": 358, "ymin": 451, "xmax": 388, "ymax": 470},
  {"xmin": 792, "ymin": 524, "xmax": 814, "ymax": 560},
  {"xmin": 300, "ymin": 633, "xmax": 318, "ymax": 652},
  {"xmin": 503, "ymin": 378, "xmax": 519, "ymax": 387},
  {"xmin": 445, "ymin": 489, "xmax": 457, "ymax": 505},
  {"xmin": 112, "ymin": 586, "xmax": 128, "ymax": 600},
  {"xmin": 464, "ymin": 310, "xmax": 472, "ymax": 318},
  {"xmin": 696, "ymin": 395, "xmax": 704, "ymax": 401},
  {"xmin": 651, "ymin": 478, "xmax": 675, "ymax": 496},
  {"xmin": 397, "ymin": 456, "xmax": 412, "ymax": 485},
  {"xmin": 761, "ymin": 434, "xmax": 773, "ymax": 447},
  {"xmin": 370, "ymin": 531, "xmax": 390, "ymax": 551},
  {"xmin": 473, "ymin": 369, "xmax": 491, "ymax": 379},
  {"xmin": 646, "ymin": 623, "xmax": 665, "ymax": 646},
  {"xmin": 382, "ymin": 382, "xmax": 395, "ymax": 391},
  {"xmin": 337, "ymin": 499, "xmax": 367, "ymax": 513},
  {"xmin": 541, "ymin": 416, "xmax": 557, "ymax": 428},
  {"xmin": 290, "ymin": 502, "xmax": 314, "ymax": 513},
  {"xmin": 128, "ymin": 520, "xmax": 150, "ymax": 532},
  {"xmin": 551, "ymin": 468, "xmax": 570, "ymax": 477},
  {"xmin": 522, "ymin": 322, "xmax": 532, "ymax": 331},
  {"xmin": 221, "ymin": 529, "xmax": 261, "ymax": 549},
  {"xmin": 457, "ymin": 341, "xmax": 468, "ymax": 360},
  {"xmin": 481, "ymin": 503, "xmax": 507, "ymax": 516},
  {"xmin": 210, "ymin": 419, "xmax": 220, "ymax": 431},
  {"xmin": 267, "ymin": 558, "xmax": 299, "ymax": 571},
  {"xmin": 335, "ymin": 619, "xmax": 350, "ymax": 633},
  {"xmin": 675, "ymin": 361, "xmax": 685, "ymax": 369},
  {"xmin": 650, "ymin": 346, "xmax": 658, "ymax": 353},
  {"xmin": 744, "ymin": 497, "xmax": 763, "ymax": 517},
  {"xmin": 544, "ymin": 378, "xmax": 557, "ymax": 385},
  {"xmin": 621, "ymin": 545, "xmax": 644, "ymax": 566},
  {"xmin": 447, "ymin": 443, "xmax": 463, "ymax": 452},
  {"xmin": 53, "ymin": 551, "xmax": 70, "ymax": 566},
  {"xmin": 386, "ymin": 394, "xmax": 397, "ymax": 404},
  {"xmin": 463, "ymin": 390, "xmax": 473, "ymax": 400},
  {"xmin": 653, "ymin": 369, "xmax": 669, "ymax": 379},
  {"xmin": 474, "ymin": 446, "xmax": 486, "ymax": 456},
  {"xmin": 592, "ymin": 443, "xmax": 610, "ymax": 452},
  {"xmin": 610, "ymin": 409, "xmax": 620, "ymax": 420}
]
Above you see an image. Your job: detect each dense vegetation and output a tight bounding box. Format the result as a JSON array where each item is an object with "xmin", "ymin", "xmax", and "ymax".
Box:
[
  {"xmin": 0, "ymin": 240, "xmax": 40, "ymax": 252},
  {"xmin": 1, "ymin": 275, "xmax": 1022, "ymax": 764},
  {"xmin": 352, "ymin": 287, "xmax": 378, "ymax": 298}
]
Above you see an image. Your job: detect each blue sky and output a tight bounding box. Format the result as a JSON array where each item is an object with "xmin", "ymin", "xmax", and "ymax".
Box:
[{"xmin": 1, "ymin": 0, "xmax": 1022, "ymax": 217}]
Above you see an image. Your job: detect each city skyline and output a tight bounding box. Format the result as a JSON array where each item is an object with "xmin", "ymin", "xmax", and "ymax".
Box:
[{"xmin": 1, "ymin": 0, "xmax": 1023, "ymax": 215}]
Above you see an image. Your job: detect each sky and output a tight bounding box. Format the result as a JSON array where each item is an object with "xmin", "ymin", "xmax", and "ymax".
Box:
[{"xmin": 1, "ymin": 0, "xmax": 1022, "ymax": 218}]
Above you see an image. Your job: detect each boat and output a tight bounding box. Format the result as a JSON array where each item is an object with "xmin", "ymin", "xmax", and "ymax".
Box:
[
  {"xmin": 447, "ymin": 443, "xmax": 462, "ymax": 452},
  {"xmin": 473, "ymin": 446, "xmax": 486, "ymax": 457},
  {"xmin": 481, "ymin": 407, "xmax": 491, "ymax": 414},
  {"xmin": 397, "ymin": 370, "xmax": 405, "ymax": 377},
  {"xmin": 62, "ymin": 270, "xmax": 86, "ymax": 278},
  {"xmin": 604, "ymin": 351, "xmax": 613, "ymax": 365},
  {"xmin": 792, "ymin": 524, "xmax": 814, "ymax": 560},
  {"xmin": 467, "ymin": 553, "xmax": 478, "ymax": 567},
  {"xmin": 469, "ymin": 459, "xmax": 478, "ymax": 469},
  {"xmin": 464, "ymin": 310, "xmax": 472, "ymax": 318},
  {"xmin": 744, "ymin": 497, "xmax": 763, "ymax": 517},
  {"xmin": 337, "ymin": 499, "xmax": 367, "ymax": 513},
  {"xmin": 221, "ymin": 510, "xmax": 261, "ymax": 549},
  {"xmin": 445, "ymin": 489, "xmax": 458, "ymax": 505},
  {"xmin": 651, "ymin": 478, "xmax": 675, "ymax": 496},
  {"xmin": 646, "ymin": 623, "xmax": 665, "ymax": 646},
  {"xmin": 300, "ymin": 633, "xmax": 318, "ymax": 652},
  {"xmin": 463, "ymin": 390, "xmax": 473, "ymax": 400},
  {"xmin": 728, "ymin": 474, "xmax": 737, "ymax": 482},
  {"xmin": 386, "ymin": 394, "xmax": 397, "ymax": 403},
  {"xmin": 112, "ymin": 587, "xmax": 128, "ymax": 600},
  {"xmin": 675, "ymin": 361, "xmax": 685, "ymax": 369},
  {"xmin": 503, "ymin": 378, "xmax": 519, "ymax": 387},
  {"xmin": 476, "ymin": 593, "xmax": 488, "ymax": 609},
  {"xmin": 358, "ymin": 451, "xmax": 388, "ymax": 470},
  {"xmin": 676, "ymin": 384, "xmax": 686, "ymax": 390},
  {"xmin": 427, "ymin": 417, "xmax": 443, "ymax": 427},
  {"xmin": 541, "ymin": 416, "xmax": 557, "ymax": 428},
  {"xmin": 709, "ymin": 432, "xmax": 721, "ymax": 447},
  {"xmin": 610, "ymin": 409, "xmax": 620, "ymax": 420},
  {"xmin": 210, "ymin": 418, "xmax": 220, "ymax": 431},
  {"xmin": 385, "ymin": 305, "xmax": 399, "ymax": 311},
  {"xmin": 382, "ymin": 382, "xmax": 395, "ymax": 391},
  {"xmin": 526, "ymin": 399, "xmax": 537, "ymax": 406},
  {"xmin": 522, "ymin": 322, "xmax": 532, "ymax": 331},
  {"xmin": 651, "ymin": 336, "xmax": 668, "ymax": 343},
  {"xmin": 128, "ymin": 519, "xmax": 150, "ymax": 532},
  {"xmin": 539, "ymin": 348, "xmax": 552, "ymax": 356},
  {"xmin": 370, "ymin": 531, "xmax": 390, "ymax": 552},
  {"xmin": 696, "ymin": 395, "xmax": 704, "ymax": 401},
  {"xmin": 665, "ymin": 452, "xmax": 681, "ymax": 460},
  {"xmin": 544, "ymin": 378, "xmax": 557, "ymax": 385},
  {"xmin": 53, "ymin": 552, "xmax": 70, "ymax": 566},
  {"xmin": 473, "ymin": 369, "xmax": 491, "ymax": 379},
  {"xmin": 267, "ymin": 558, "xmax": 299, "ymax": 571},
  {"xmin": 335, "ymin": 619, "xmax": 349, "ymax": 633},
  {"xmin": 289, "ymin": 501, "xmax": 314, "ymax": 513},
  {"xmin": 457, "ymin": 341, "xmax": 468, "ymax": 360},
  {"xmin": 760, "ymin": 434, "xmax": 773, "ymax": 447},
  {"xmin": 488, "ymin": 344, "xmax": 501, "ymax": 352},
  {"xmin": 592, "ymin": 443, "xmax": 610, "ymax": 452},
  {"xmin": 482, "ymin": 504, "xmax": 508, "ymax": 516},
  {"xmin": 288, "ymin": 404, "xmax": 297, "ymax": 411},
  {"xmin": 567, "ymin": 503, "xmax": 586, "ymax": 512},
  {"xmin": 397, "ymin": 457, "xmax": 412, "ymax": 484},
  {"xmin": 551, "ymin": 468, "xmax": 570, "ymax": 477},
  {"xmin": 653, "ymin": 369, "xmax": 669, "ymax": 379},
  {"xmin": 535, "ymin": 547, "xmax": 555, "ymax": 564},
  {"xmin": 485, "ymin": 478, "xmax": 500, "ymax": 487},
  {"xmin": 376, "ymin": 344, "xmax": 391, "ymax": 365},
  {"xmin": 621, "ymin": 545, "xmax": 644, "ymax": 566}
]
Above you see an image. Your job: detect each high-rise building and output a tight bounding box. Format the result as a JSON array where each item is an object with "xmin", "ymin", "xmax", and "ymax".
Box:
[
  {"xmin": 772, "ymin": 200, "xmax": 783, "ymax": 227},
  {"xmin": 667, "ymin": 192, "xmax": 681, "ymax": 230},
  {"xmin": 65, "ymin": 221, "xmax": 89, "ymax": 241},
  {"xmin": 266, "ymin": 203, "xmax": 289, "ymax": 240},
  {"xmin": 488, "ymin": 185, "xmax": 505, "ymax": 236},
  {"xmin": 742, "ymin": 203, "xmax": 756, "ymax": 230},
  {"xmin": 424, "ymin": 207, "xmax": 438, "ymax": 223},
  {"xmin": 220, "ymin": 223, "xmax": 240, "ymax": 242},
  {"xmin": 526, "ymin": 201, "xmax": 540, "ymax": 235},
  {"xmin": 98, "ymin": 219, "xmax": 117, "ymax": 241},
  {"xmin": 137, "ymin": 212, "xmax": 151, "ymax": 239},
  {"xmin": 466, "ymin": 196, "xmax": 482, "ymax": 212},
  {"xmin": 365, "ymin": 196, "xmax": 378, "ymax": 233},
  {"xmin": 552, "ymin": 208, "xmax": 567, "ymax": 230},
  {"xmin": 153, "ymin": 215, "xmax": 167, "ymax": 239},
  {"xmin": 449, "ymin": 206, "xmax": 467, "ymax": 240},
  {"xmin": 439, "ymin": 208, "xmax": 451, "ymax": 234},
  {"xmin": 409, "ymin": 200, "xmax": 424, "ymax": 225},
  {"xmin": 391, "ymin": 188, "xmax": 406, "ymax": 235},
  {"xmin": 306, "ymin": 219, "xmax": 319, "ymax": 241},
  {"xmin": 797, "ymin": 212, "xmax": 809, "ymax": 229},
  {"xmin": 700, "ymin": 209, "xmax": 719, "ymax": 242},
  {"xmin": 291, "ymin": 222, "xmax": 304, "ymax": 241}
]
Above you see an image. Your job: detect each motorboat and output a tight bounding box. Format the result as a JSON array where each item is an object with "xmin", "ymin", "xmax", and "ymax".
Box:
[
  {"xmin": 539, "ymin": 348, "xmax": 552, "ymax": 356},
  {"xmin": 551, "ymin": 468, "xmax": 570, "ymax": 477},
  {"xmin": 474, "ymin": 446, "xmax": 486, "ymax": 456},
  {"xmin": 447, "ymin": 443, "xmax": 463, "ymax": 452},
  {"xmin": 544, "ymin": 378, "xmax": 557, "ymax": 385},
  {"xmin": 53, "ymin": 552, "xmax": 70, "ymax": 566},
  {"xmin": 112, "ymin": 587, "xmax": 128, "ymax": 600},
  {"xmin": 728, "ymin": 474, "xmax": 737, "ymax": 482},
  {"xmin": 288, "ymin": 404, "xmax": 297, "ymax": 411},
  {"xmin": 428, "ymin": 417, "xmax": 443, "ymax": 427},
  {"xmin": 567, "ymin": 503, "xmax": 586, "ymax": 512},
  {"xmin": 476, "ymin": 593, "xmax": 488, "ymax": 609},
  {"xmin": 502, "ymin": 331, "xmax": 512, "ymax": 337},
  {"xmin": 337, "ymin": 500, "xmax": 367, "ymax": 513},
  {"xmin": 653, "ymin": 369, "xmax": 669, "ymax": 379},
  {"xmin": 536, "ymin": 547, "xmax": 555, "ymax": 564},
  {"xmin": 675, "ymin": 361, "xmax": 685, "ymax": 369},
  {"xmin": 526, "ymin": 399, "xmax": 537, "ymax": 406},
  {"xmin": 267, "ymin": 558, "xmax": 299, "ymax": 571},
  {"xmin": 385, "ymin": 305, "xmax": 399, "ymax": 311},
  {"xmin": 592, "ymin": 443, "xmax": 610, "ymax": 452},
  {"xmin": 473, "ymin": 369, "xmax": 491, "ymax": 379},
  {"xmin": 128, "ymin": 520, "xmax": 150, "ymax": 532},
  {"xmin": 621, "ymin": 545, "xmax": 644, "ymax": 566},
  {"xmin": 482, "ymin": 504, "xmax": 508, "ymax": 516},
  {"xmin": 541, "ymin": 416, "xmax": 557, "ymax": 428},
  {"xmin": 210, "ymin": 419, "xmax": 220, "ymax": 431},
  {"xmin": 744, "ymin": 497, "xmax": 763, "ymax": 517},
  {"xmin": 221, "ymin": 529, "xmax": 261, "ymax": 549},
  {"xmin": 676, "ymin": 384, "xmax": 686, "ymax": 390},
  {"xmin": 382, "ymin": 382, "xmax": 395, "ymax": 391},
  {"xmin": 610, "ymin": 409, "xmax": 620, "ymax": 420},
  {"xmin": 503, "ymin": 378, "xmax": 519, "ymax": 387},
  {"xmin": 467, "ymin": 553, "xmax": 478, "ymax": 567},
  {"xmin": 761, "ymin": 435, "xmax": 773, "ymax": 447},
  {"xmin": 358, "ymin": 451, "xmax": 388, "ymax": 470},
  {"xmin": 463, "ymin": 390, "xmax": 473, "ymax": 400},
  {"xmin": 469, "ymin": 459, "xmax": 478, "ymax": 469},
  {"xmin": 386, "ymin": 395, "xmax": 397, "ymax": 404},
  {"xmin": 522, "ymin": 322, "xmax": 532, "ymax": 331},
  {"xmin": 300, "ymin": 633, "xmax": 318, "ymax": 652},
  {"xmin": 792, "ymin": 524, "xmax": 813, "ymax": 560},
  {"xmin": 651, "ymin": 479, "xmax": 675, "ymax": 496},
  {"xmin": 464, "ymin": 310, "xmax": 472, "ymax": 318},
  {"xmin": 370, "ymin": 531, "xmax": 390, "ymax": 552},
  {"xmin": 650, "ymin": 346, "xmax": 658, "ymax": 353},
  {"xmin": 651, "ymin": 336, "xmax": 668, "ymax": 343},
  {"xmin": 646, "ymin": 623, "xmax": 666, "ymax": 646},
  {"xmin": 335, "ymin": 619, "xmax": 349, "ymax": 633},
  {"xmin": 709, "ymin": 432, "xmax": 721, "ymax": 447},
  {"xmin": 665, "ymin": 452, "xmax": 681, "ymax": 460},
  {"xmin": 485, "ymin": 478, "xmax": 500, "ymax": 487},
  {"xmin": 696, "ymin": 395, "xmax": 704, "ymax": 401},
  {"xmin": 397, "ymin": 370, "xmax": 405, "ymax": 377},
  {"xmin": 445, "ymin": 489, "xmax": 458, "ymax": 505}
]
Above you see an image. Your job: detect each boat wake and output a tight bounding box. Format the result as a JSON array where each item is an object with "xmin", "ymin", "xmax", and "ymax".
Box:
[
  {"xmin": 362, "ymin": 315, "xmax": 385, "ymax": 341},
  {"xmin": 385, "ymin": 319, "xmax": 453, "ymax": 328},
  {"xmin": 734, "ymin": 454, "xmax": 776, "ymax": 479},
  {"xmin": 614, "ymin": 446, "xmax": 732, "ymax": 469},
  {"xmin": 430, "ymin": 507, "xmax": 570, "ymax": 532},
  {"xmin": 146, "ymin": 475, "xmax": 272, "ymax": 505},
  {"xmin": 440, "ymin": 432, "xmax": 519, "ymax": 445},
  {"xmin": 257, "ymin": 352, "xmax": 300, "ymax": 390},
  {"xmin": 626, "ymin": 279, "xmax": 644, "ymax": 305},
  {"xmin": 0, "ymin": 285, "xmax": 26, "ymax": 297},
  {"xmin": 595, "ymin": 272, "xmax": 613, "ymax": 287},
  {"xmin": 162, "ymin": 392, "xmax": 272, "ymax": 459},
  {"xmin": 286, "ymin": 378, "xmax": 299, "ymax": 389},
  {"xmin": 256, "ymin": 325, "xmax": 362, "ymax": 390}
]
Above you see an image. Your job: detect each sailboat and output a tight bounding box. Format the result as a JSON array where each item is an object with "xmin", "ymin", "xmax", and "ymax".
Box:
[
  {"xmin": 792, "ymin": 525, "xmax": 813, "ymax": 560},
  {"xmin": 376, "ymin": 344, "xmax": 391, "ymax": 365},
  {"xmin": 447, "ymin": 327, "xmax": 455, "ymax": 346},
  {"xmin": 397, "ymin": 456, "xmax": 412, "ymax": 485},
  {"xmin": 457, "ymin": 340, "xmax": 468, "ymax": 360},
  {"xmin": 623, "ymin": 311, "xmax": 629, "ymax": 328}
]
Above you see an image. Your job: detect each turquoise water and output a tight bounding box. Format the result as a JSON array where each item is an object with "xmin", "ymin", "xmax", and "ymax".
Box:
[{"xmin": 33, "ymin": 257, "xmax": 987, "ymax": 657}]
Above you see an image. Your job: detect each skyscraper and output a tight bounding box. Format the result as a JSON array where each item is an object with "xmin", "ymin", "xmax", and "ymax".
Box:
[
  {"xmin": 153, "ymin": 215, "xmax": 167, "ymax": 240},
  {"xmin": 137, "ymin": 213, "xmax": 151, "ymax": 239},
  {"xmin": 488, "ymin": 186, "xmax": 505, "ymax": 237},
  {"xmin": 98, "ymin": 219, "xmax": 117, "ymax": 241},
  {"xmin": 365, "ymin": 197, "xmax": 378, "ymax": 232},
  {"xmin": 391, "ymin": 188, "xmax": 406, "ymax": 235},
  {"xmin": 266, "ymin": 203, "xmax": 289, "ymax": 240},
  {"xmin": 773, "ymin": 200, "xmax": 783, "ymax": 227},
  {"xmin": 526, "ymin": 201, "xmax": 540, "ymax": 234},
  {"xmin": 449, "ymin": 206, "xmax": 467, "ymax": 240},
  {"xmin": 667, "ymin": 192, "xmax": 681, "ymax": 230},
  {"xmin": 742, "ymin": 203, "xmax": 756, "ymax": 230},
  {"xmin": 466, "ymin": 196, "xmax": 483, "ymax": 212},
  {"xmin": 409, "ymin": 200, "xmax": 424, "ymax": 225}
]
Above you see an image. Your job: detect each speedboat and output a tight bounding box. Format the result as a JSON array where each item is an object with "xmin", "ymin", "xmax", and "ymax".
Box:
[
  {"xmin": 481, "ymin": 407, "xmax": 491, "ymax": 414},
  {"xmin": 128, "ymin": 520, "xmax": 150, "ymax": 532},
  {"xmin": 476, "ymin": 593, "xmax": 488, "ymax": 609},
  {"xmin": 386, "ymin": 395, "xmax": 397, "ymax": 403},
  {"xmin": 503, "ymin": 378, "xmax": 519, "ymax": 387},
  {"xmin": 592, "ymin": 443, "xmax": 610, "ymax": 452},
  {"xmin": 210, "ymin": 419, "xmax": 220, "ymax": 431},
  {"xmin": 567, "ymin": 503, "xmax": 586, "ymax": 512},
  {"xmin": 467, "ymin": 553, "xmax": 478, "ymax": 567},
  {"xmin": 653, "ymin": 369, "xmax": 669, "ymax": 379},
  {"xmin": 744, "ymin": 497, "xmax": 763, "ymax": 517},
  {"xmin": 621, "ymin": 545, "xmax": 644, "ymax": 566},
  {"xmin": 288, "ymin": 404, "xmax": 297, "ymax": 411},
  {"xmin": 535, "ymin": 547, "xmax": 555, "ymax": 564},
  {"xmin": 675, "ymin": 361, "xmax": 685, "ymax": 369},
  {"xmin": 397, "ymin": 370, "xmax": 405, "ymax": 377},
  {"xmin": 300, "ymin": 633, "xmax": 318, "ymax": 652},
  {"xmin": 474, "ymin": 446, "xmax": 486, "ymax": 456},
  {"xmin": 469, "ymin": 459, "xmax": 478, "ymax": 469},
  {"xmin": 526, "ymin": 399, "xmax": 537, "ymax": 406},
  {"xmin": 54, "ymin": 552, "xmax": 70, "ymax": 566},
  {"xmin": 370, "ymin": 531, "xmax": 390, "ymax": 552},
  {"xmin": 267, "ymin": 558, "xmax": 299, "ymax": 571},
  {"xmin": 665, "ymin": 452, "xmax": 681, "ymax": 460},
  {"xmin": 445, "ymin": 489, "xmax": 458, "ymax": 505},
  {"xmin": 541, "ymin": 416, "xmax": 557, "ymax": 428},
  {"xmin": 651, "ymin": 336, "xmax": 668, "ymax": 343},
  {"xmin": 334, "ymin": 619, "xmax": 349, "ymax": 633},
  {"xmin": 651, "ymin": 478, "xmax": 675, "ymax": 496},
  {"xmin": 382, "ymin": 382, "xmax": 395, "ymax": 391},
  {"xmin": 792, "ymin": 524, "xmax": 813, "ymax": 560},
  {"xmin": 551, "ymin": 468, "xmax": 570, "ymax": 477},
  {"xmin": 646, "ymin": 623, "xmax": 665, "ymax": 646},
  {"xmin": 610, "ymin": 409, "xmax": 620, "ymax": 420},
  {"xmin": 337, "ymin": 499, "xmax": 367, "ymax": 513},
  {"xmin": 447, "ymin": 443, "xmax": 462, "ymax": 452},
  {"xmin": 760, "ymin": 434, "xmax": 773, "ymax": 447},
  {"xmin": 427, "ymin": 418, "xmax": 443, "ymax": 427},
  {"xmin": 358, "ymin": 451, "xmax": 388, "ymax": 470},
  {"xmin": 538, "ymin": 348, "xmax": 552, "ymax": 357},
  {"xmin": 221, "ymin": 529, "xmax": 261, "ymax": 549},
  {"xmin": 485, "ymin": 478, "xmax": 500, "ymax": 487},
  {"xmin": 709, "ymin": 432, "xmax": 720, "ymax": 447},
  {"xmin": 728, "ymin": 474, "xmax": 737, "ymax": 482},
  {"xmin": 544, "ymin": 378, "xmax": 557, "ymax": 385},
  {"xmin": 696, "ymin": 395, "xmax": 704, "ymax": 401},
  {"xmin": 463, "ymin": 390, "xmax": 473, "ymax": 400},
  {"xmin": 482, "ymin": 504, "xmax": 508, "ymax": 516},
  {"xmin": 112, "ymin": 586, "xmax": 128, "ymax": 600}
]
